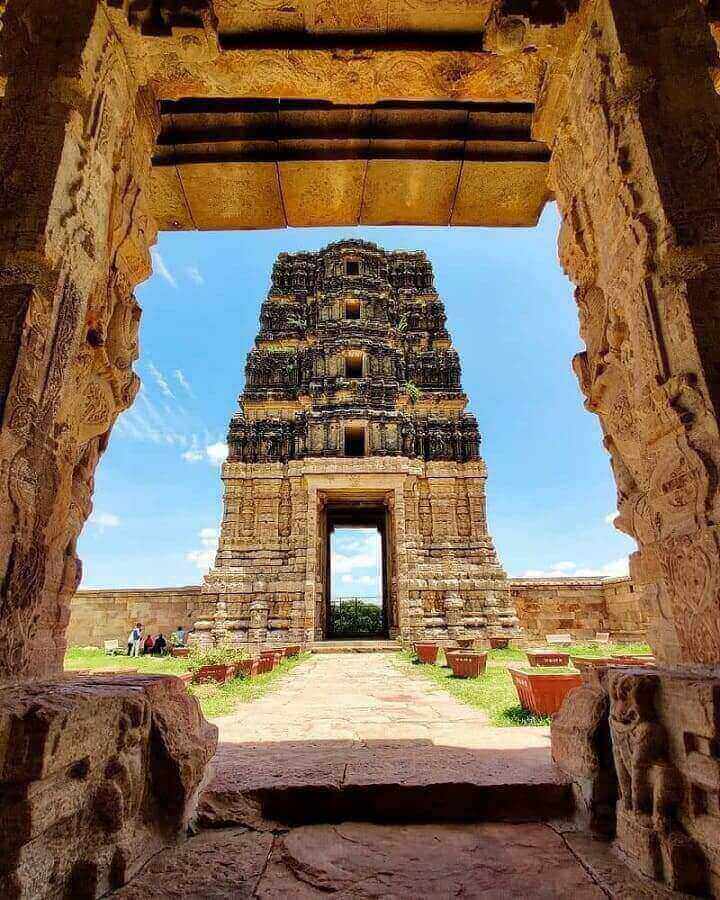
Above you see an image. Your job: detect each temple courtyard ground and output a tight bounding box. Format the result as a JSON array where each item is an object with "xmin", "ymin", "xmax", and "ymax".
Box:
[{"xmin": 115, "ymin": 653, "xmax": 686, "ymax": 898}]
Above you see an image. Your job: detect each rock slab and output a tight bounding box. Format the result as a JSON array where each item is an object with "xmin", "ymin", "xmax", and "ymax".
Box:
[{"xmin": 0, "ymin": 675, "xmax": 217, "ymax": 900}]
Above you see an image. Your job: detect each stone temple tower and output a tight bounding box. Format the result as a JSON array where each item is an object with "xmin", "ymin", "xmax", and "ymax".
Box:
[{"xmin": 196, "ymin": 240, "xmax": 519, "ymax": 651}]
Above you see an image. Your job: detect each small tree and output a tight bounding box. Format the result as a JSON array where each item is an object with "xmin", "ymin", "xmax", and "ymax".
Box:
[{"xmin": 405, "ymin": 381, "xmax": 422, "ymax": 404}]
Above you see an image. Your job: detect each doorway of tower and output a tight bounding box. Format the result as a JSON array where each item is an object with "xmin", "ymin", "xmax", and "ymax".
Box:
[{"xmin": 323, "ymin": 500, "xmax": 392, "ymax": 639}]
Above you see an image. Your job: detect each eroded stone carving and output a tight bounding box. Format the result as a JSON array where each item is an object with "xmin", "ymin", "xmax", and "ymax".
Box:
[{"xmin": 0, "ymin": 674, "xmax": 217, "ymax": 899}]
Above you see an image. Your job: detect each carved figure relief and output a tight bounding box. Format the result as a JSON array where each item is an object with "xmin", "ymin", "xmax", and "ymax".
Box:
[
  {"xmin": 278, "ymin": 477, "xmax": 292, "ymax": 538},
  {"xmin": 455, "ymin": 479, "xmax": 472, "ymax": 538},
  {"xmin": 418, "ymin": 478, "xmax": 433, "ymax": 539}
]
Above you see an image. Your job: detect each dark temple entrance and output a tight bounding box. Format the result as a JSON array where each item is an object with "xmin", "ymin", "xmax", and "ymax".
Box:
[{"xmin": 324, "ymin": 501, "xmax": 392, "ymax": 640}]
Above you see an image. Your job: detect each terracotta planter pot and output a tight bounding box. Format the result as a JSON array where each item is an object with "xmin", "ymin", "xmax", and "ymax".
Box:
[
  {"xmin": 610, "ymin": 655, "xmax": 655, "ymax": 666},
  {"xmin": 284, "ymin": 645, "xmax": 301, "ymax": 657},
  {"xmin": 171, "ymin": 646, "xmax": 190, "ymax": 658},
  {"xmin": 509, "ymin": 668, "xmax": 582, "ymax": 717},
  {"xmin": 455, "ymin": 638, "xmax": 475, "ymax": 650},
  {"xmin": 192, "ymin": 663, "xmax": 234, "ymax": 684},
  {"xmin": 261, "ymin": 649, "xmax": 283, "ymax": 669},
  {"xmin": 489, "ymin": 637, "xmax": 509, "ymax": 650},
  {"xmin": 178, "ymin": 672, "xmax": 193, "ymax": 686},
  {"xmin": 256, "ymin": 655, "xmax": 277, "ymax": 674},
  {"xmin": 446, "ymin": 651, "xmax": 487, "ymax": 679},
  {"xmin": 526, "ymin": 650, "xmax": 570, "ymax": 667},
  {"xmin": 570, "ymin": 656, "xmax": 613, "ymax": 673},
  {"xmin": 234, "ymin": 659, "xmax": 259, "ymax": 678},
  {"xmin": 413, "ymin": 642, "xmax": 439, "ymax": 664}
]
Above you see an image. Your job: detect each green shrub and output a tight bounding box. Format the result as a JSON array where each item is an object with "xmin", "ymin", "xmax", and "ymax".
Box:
[
  {"xmin": 405, "ymin": 381, "xmax": 422, "ymax": 404},
  {"xmin": 330, "ymin": 600, "xmax": 383, "ymax": 637},
  {"xmin": 187, "ymin": 643, "xmax": 247, "ymax": 673}
]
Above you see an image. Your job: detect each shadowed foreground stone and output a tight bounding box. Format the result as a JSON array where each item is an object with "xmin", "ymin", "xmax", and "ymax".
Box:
[
  {"xmin": 117, "ymin": 821, "xmax": 675, "ymax": 898},
  {"xmin": 199, "ymin": 740, "xmax": 572, "ymax": 829},
  {"xmin": 0, "ymin": 675, "xmax": 217, "ymax": 900}
]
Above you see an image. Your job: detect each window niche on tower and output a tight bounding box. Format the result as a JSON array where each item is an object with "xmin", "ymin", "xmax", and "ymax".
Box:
[
  {"xmin": 345, "ymin": 299, "xmax": 361, "ymax": 320},
  {"xmin": 344, "ymin": 424, "xmax": 366, "ymax": 457},
  {"xmin": 345, "ymin": 351, "xmax": 364, "ymax": 379},
  {"xmin": 345, "ymin": 259, "xmax": 360, "ymax": 276}
]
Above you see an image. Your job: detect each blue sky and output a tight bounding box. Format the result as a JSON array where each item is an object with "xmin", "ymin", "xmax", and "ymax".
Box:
[{"xmin": 78, "ymin": 204, "xmax": 634, "ymax": 590}]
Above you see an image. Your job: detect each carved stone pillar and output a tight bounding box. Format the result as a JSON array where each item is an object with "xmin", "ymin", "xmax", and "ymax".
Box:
[
  {"xmin": 545, "ymin": 0, "xmax": 720, "ymax": 665},
  {"xmin": 0, "ymin": 1, "xmax": 157, "ymax": 677}
]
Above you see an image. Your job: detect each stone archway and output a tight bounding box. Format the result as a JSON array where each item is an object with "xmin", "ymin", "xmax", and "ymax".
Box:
[{"xmin": 4, "ymin": 0, "xmax": 720, "ymax": 892}]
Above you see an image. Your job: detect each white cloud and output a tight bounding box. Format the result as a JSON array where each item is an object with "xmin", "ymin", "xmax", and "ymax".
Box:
[
  {"xmin": 332, "ymin": 551, "xmax": 377, "ymax": 574},
  {"xmin": 147, "ymin": 362, "xmax": 175, "ymax": 399},
  {"xmin": 521, "ymin": 557, "xmax": 629, "ymax": 579},
  {"xmin": 150, "ymin": 248, "xmax": 178, "ymax": 288},
  {"xmin": 206, "ymin": 441, "xmax": 229, "ymax": 466},
  {"xmin": 174, "ymin": 369, "xmax": 194, "ymax": 398},
  {"xmin": 88, "ymin": 511, "xmax": 120, "ymax": 533},
  {"xmin": 186, "ymin": 527, "xmax": 219, "ymax": 572},
  {"xmin": 181, "ymin": 440, "xmax": 227, "ymax": 467},
  {"xmin": 605, "ymin": 511, "xmax": 618, "ymax": 526},
  {"xmin": 185, "ymin": 265, "xmax": 204, "ymax": 286}
]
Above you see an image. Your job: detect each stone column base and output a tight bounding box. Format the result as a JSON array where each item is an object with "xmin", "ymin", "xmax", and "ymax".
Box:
[{"xmin": 552, "ymin": 665, "xmax": 718, "ymax": 895}]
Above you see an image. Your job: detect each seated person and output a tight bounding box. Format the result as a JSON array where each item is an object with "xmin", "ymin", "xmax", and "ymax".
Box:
[
  {"xmin": 154, "ymin": 633, "xmax": 167, "ymax": 656},
  {"xmin": 143, "ymin": 633, "xmax": 155, "ymax": 655},
  {"xmin": 172, "ymin": 625, "xmax": 187, "ymax": 647}
]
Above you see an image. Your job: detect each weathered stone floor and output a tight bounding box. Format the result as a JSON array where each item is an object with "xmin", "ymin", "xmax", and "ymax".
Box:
[
  {"xmin": 211, "ymin": 651, "xmax": 549, "ymax": 747},
  {"xmin": 199, "ymin": 652, "xmax": 569, "ymax": 828},
  {"xmin": 116, "ymin": 653, "xmax": 689, "ymax": 898}
]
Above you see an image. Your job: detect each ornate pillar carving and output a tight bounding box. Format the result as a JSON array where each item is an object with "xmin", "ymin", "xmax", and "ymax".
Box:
[
  {"xmin": 0, "ymin": 1, "xmax": 157, "ymax": 677},
  {"xmin": 547, "ymin": 0, "xmax": 720, "ymax": 664}
]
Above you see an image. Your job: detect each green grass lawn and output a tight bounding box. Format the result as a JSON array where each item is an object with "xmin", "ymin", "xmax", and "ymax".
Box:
[
  {"xmin": 394, "ymin": 641, "xmax": 652, "ymax": 728},
  {"xmin": 63, "ymin": 646, "xmax": 310, "ymax": 718}
]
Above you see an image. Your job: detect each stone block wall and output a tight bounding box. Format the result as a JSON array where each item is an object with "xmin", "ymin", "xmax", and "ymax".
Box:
[
  {"xmin": 510, "ymin": 576, "xmax": 646, "ymax": 641},
  {"xmin": 67, "ymin": 575, "xmax": 646, "ymax": 648},
  {"xmin": 67, "ymin": 587, "xmax": 210, "ymax": 647}
]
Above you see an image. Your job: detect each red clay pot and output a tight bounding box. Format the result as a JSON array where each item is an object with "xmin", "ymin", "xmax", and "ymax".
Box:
[
  {"xmin": 285, "ymin": 645, "xmax": 301, "ymax": 657},
  {"xmin": 570, "ymin": 656, "xmax": 613, "ymax": 673},
  {"xmin": 526, "ymin": 650, "xmax": 570, "ymax": 667},
  {"xmin": 446, "ymin": 651, "xmax": 487, "ymax": 679},
  {"xmin": 257, "ymin": 653, "xmax": 279, "ymax": 674},
  {"xmin": 610, "ymin": 655, "xmax": 655, "ymax": 666},
  {"xmin": 414, "ymin": 642, "xmax": 439, "ymax": 664},
  {"xmin": 489, "ymin": 637, "xmax": 509, "ymax": 650},
  {"xmin": 234, "ymin": 659, "xmax": 260, "ymax": 678},
  {"xmin": 178, "ymin": 672, "xmax": 193, "ymax": 686},
  {"xmin": 192, "ymin": 664, "xmax": 234, "ymax": 684},
  {"xmin": 509, "ymin": 668, "xmax": 582, "ymax": 717},
  {"xmin": 171, "ymin": 646, "xmax": 190, "ymax": 658}
]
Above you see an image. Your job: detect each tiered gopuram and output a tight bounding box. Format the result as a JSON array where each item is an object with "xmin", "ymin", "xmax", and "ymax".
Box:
[{"xmin": 197, "ymin": 240, "xmax": 519, "ymax": 650}]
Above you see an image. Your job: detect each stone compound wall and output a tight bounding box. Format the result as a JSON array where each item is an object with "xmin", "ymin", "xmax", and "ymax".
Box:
[
  {"xmin": 68, "ymin": 575, "xmax": 647, "ymax": 647},
  {"xmin": 67, "ymin": 586, "xmax": 210, "ymax": 647},
  {"xmin": 510, "ymin": 576, "xmax": 648, "ymax": 641}
]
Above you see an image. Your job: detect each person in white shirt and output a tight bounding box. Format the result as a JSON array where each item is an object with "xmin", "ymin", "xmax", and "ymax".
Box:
[{"xmin": 131, "ymin": 623, "xmax": 143, "ymax": 658}]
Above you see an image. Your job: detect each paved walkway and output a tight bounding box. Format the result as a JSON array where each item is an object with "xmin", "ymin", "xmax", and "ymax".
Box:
[
  {"xmin": 118, "ymin": 654, "xmax": 677, "ymax": 898},
  {"xmin": 213, "ymin": 651, "xmax": 551, "ymax": 751}
]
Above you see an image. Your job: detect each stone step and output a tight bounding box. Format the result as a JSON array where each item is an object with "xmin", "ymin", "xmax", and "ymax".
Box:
[
  {"xmin": 198, "ymin": 742, "xmax": 574, "ymax": 830},
  {"xmin": 310, "ymin": 639, "xmax": 401, "ymax": 653}
]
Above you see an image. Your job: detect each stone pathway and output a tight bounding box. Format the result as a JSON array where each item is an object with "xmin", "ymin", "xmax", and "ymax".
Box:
[
  {"xmin": 212, "ymin": 652, "xmax": 551, "ymax": 750},
  {"xmin": 117, "ymin": 653, "xmax": 688, "ymax": 898},
  {"xmin": 198, "ymin": 653, "xmax": 568, "ymax": 831}
]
